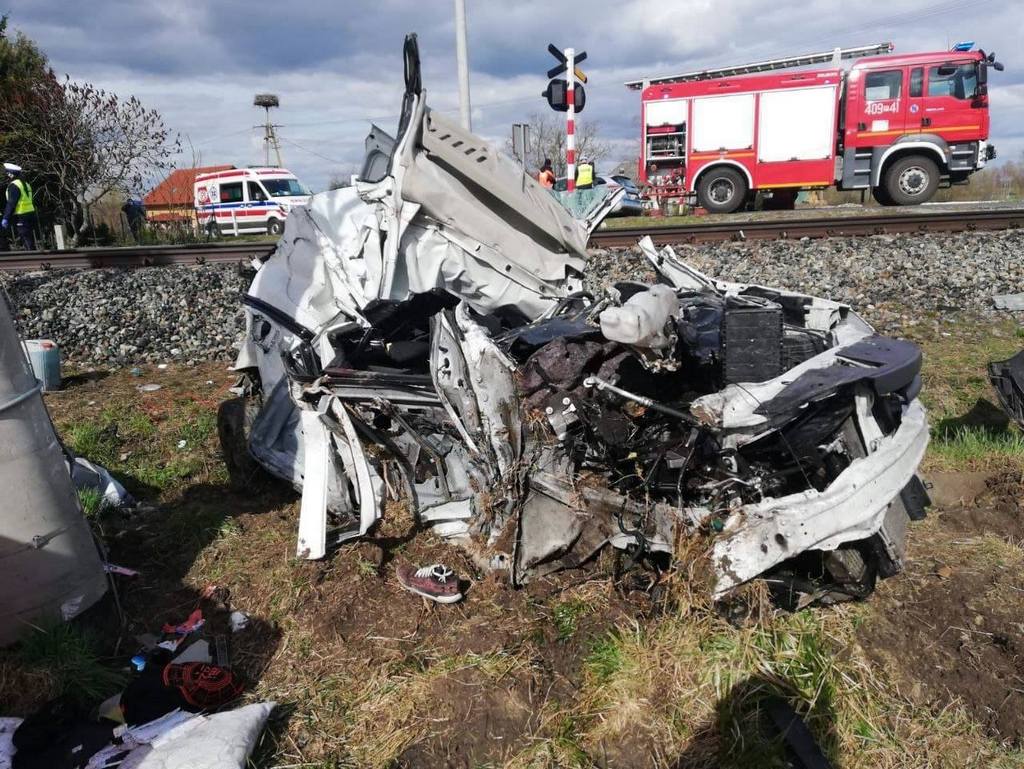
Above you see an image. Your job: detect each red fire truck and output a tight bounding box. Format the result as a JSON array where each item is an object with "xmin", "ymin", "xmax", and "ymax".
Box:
[{"xmin": 627, "ymin": 43, "xmax": 1003, "ymax": 213}]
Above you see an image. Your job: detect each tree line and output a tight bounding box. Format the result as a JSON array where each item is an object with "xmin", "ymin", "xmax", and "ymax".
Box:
[{"xmin": 0, "ymin": 16, "xmax": 177, "ymax": 246}]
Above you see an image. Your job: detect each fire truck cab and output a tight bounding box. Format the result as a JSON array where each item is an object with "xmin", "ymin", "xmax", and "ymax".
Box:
[{"xmin": 630, "ymin": 44, "xmax": 1001, "ymax": 213}]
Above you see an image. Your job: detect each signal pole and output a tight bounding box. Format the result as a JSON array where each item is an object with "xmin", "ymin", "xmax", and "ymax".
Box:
[
  {"xmin": 565, "ymin": 48, "xmax": 576, "ymax": 192},
  {"xmin": 454, "ymin": 0, "xmax": 472, "ymax": 131},
  {"xmin": 542, "ymin": 44, "xmax": 587, "ymax": 190},
  {"xmin": 254, "ymin": 93, "xmax": 284, "ymax": 167}
]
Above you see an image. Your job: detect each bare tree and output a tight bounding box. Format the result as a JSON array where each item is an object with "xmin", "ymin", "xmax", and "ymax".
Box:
[
  {"xmin": 505, "ymin": 112, "xmax": 612, "ymax": 176},
  {"xmin": 4, "ymin": 76, "xmax": 178, "ymax": 244}
]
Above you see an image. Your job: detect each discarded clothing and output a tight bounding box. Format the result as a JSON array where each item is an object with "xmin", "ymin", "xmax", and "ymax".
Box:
[{"xmin": 121, "ymin": 662, "xmax": 242, "ymax": 726}]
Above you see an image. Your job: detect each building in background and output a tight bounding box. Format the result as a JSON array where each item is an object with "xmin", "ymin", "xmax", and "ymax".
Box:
[{"xmin": 145, "ymin": 165, "xmax": 234, "ymax": 227}]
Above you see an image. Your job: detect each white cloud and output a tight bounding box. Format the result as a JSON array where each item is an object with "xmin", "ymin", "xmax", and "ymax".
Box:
[{"xmin": 5, "ymin": 0, "xmax": 1022, "ymax": 188}]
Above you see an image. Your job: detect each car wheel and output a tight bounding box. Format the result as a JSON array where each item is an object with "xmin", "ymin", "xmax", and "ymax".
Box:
[
  {"xmin": 697, "ymin": 167, "xmax": 747, "ymax": 214},
  {"xmin": 884, "ymin": 155, "xmax": 940, "ymax": 206},
  {"xmin": 267, "ymin": 218, "xmax": 284, "ymax": 236}
]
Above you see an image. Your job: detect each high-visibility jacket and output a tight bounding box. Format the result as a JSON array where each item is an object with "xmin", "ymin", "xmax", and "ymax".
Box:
[
  {"xmin": 576, "ymin": 163, "xmax": 594, "ymax": 187},
  {"xmin": 12, "ymin": 179, "xmax": 35, "ymax": 215}
]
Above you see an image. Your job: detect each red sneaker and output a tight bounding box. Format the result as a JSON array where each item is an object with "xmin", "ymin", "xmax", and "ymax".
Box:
[{"xmin": 396, "ymin": 563, "xmax": 463, "ymax": 604}]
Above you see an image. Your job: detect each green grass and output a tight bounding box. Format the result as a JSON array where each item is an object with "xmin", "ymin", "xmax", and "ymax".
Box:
[
  {"xmin": 585, "ymin": 630, "xmax": 626, "ymax": 684},
  {"xmin": 929, "ymin": 425, "xmax": 1024, "ymax": 466},
  {"xmin": 17, "ymin": 622, "xmax": 124, "ymax": 705},
  {"xmin": 64, "ymin": 422, "xmax": 119, "ymax": 467},
  {"xmin": 77, "ymin": 487, "xmax": 106, "ymax": 519},
  {"xmin": 175, "ymin": 408, "xmax": 217, "ymax": 446},
  {"xmin": 551, "ymin": 600, "xmax": 588, "ymax": 642}
]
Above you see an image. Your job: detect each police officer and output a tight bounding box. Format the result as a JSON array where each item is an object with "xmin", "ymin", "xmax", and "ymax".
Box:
[
  {"xmin": 2, "ymin": 163, "xmax": 37, "ymax": 250},
  {"xmin": 575, "ymin": 156, "xmax": 594, "ymax": 190}
]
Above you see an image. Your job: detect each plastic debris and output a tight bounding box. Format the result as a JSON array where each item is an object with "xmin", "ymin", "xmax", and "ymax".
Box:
[
  {"xmin": 138, "ymin": 383, "xmax": 162, "ymax": 392},
  {"xmin": 229, "ymin": 611, "xmax": 250, "ymax": 633},
  {"xmin": 103, "ymin": 563, "xmax": 140, "ymax": 577},
  {"xmin": 158, "ymin": 609, "xmax": 205, "ymax": 652}
]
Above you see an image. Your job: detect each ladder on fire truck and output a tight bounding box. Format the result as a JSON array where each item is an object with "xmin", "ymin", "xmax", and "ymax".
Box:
[{"xmin": 624, "ymin": 42, "xmax": 893, "ymax": 90}]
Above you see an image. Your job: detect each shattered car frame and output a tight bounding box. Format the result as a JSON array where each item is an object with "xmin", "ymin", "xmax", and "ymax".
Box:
[{"xmin": 226, "ymin": 35, "xmax": 930, "ymax": 606}]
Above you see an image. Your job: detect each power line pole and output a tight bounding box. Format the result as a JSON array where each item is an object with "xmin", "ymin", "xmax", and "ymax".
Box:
[
  {"xmin": 453, "ymin": 0, "xmax": 472, "ymax": 131},
  {"xmin": 254, "ymin": 93, "xmax": 284, "ymax": 167}
]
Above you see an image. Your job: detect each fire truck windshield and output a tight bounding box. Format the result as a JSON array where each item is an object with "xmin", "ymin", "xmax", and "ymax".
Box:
[
  {"xmin": 927, "ymin": 63, "xmax": 978, "ymax": 99},
  {"xmin": 263, "ymin": 178, "xmax": 310, "ymax": 197}
]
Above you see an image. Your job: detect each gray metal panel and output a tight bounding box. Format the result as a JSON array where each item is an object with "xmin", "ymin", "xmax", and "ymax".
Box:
[
  {"xmin": 840, "ymin": 147, "xmax": 872, "ymax": 189},
  {"xmin": 0, "ymin": 296, "xmax": 107, "ymax": 646},
  {"xmin": 360, "ymin": 125, "xmax": 396, "ymax": 184},
  {"xmin": 415, "ymin": 109, "xmax": 592, "ymax": 260}
]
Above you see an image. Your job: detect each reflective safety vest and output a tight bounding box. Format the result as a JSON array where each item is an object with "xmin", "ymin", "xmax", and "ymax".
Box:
[
  {"xmin": 12, "ymin": 179, "xmax": 35, "ymax": 215},
  {"xmin": 576, "ymin": 163, "xmax": 593, "ymax": 187}
]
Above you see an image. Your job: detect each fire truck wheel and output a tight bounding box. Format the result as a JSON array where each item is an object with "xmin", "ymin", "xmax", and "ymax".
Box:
[
  {"xmin": 884, "ymin": 155, "xmax": 940, "ymax": 206},
  {"xmin": 697, "ymin": 167, "xmax": 747, "ymax": 214},
  {"xmin": 267, "ymin": 218, "xmax": 284, "ymax": 236},
  {"xmin": 872, "ymin": 186, "xmax": 895, "ymax": 206}
]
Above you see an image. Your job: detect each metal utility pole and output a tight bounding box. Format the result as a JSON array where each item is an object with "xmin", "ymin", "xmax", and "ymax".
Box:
[
  {"xmin": 454, "ymin": 0, "xmax": 472, "ymax": 131},
  {"xmin": 0, "ymin": 295, "xmax": 107, "ymax": 646},
  {"xmin": 254, "ymin": 93, "xmax": 284, "ymax": 167}
]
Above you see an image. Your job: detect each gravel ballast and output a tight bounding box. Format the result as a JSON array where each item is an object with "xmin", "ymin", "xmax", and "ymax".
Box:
[
  {"xmin": 1, "ymin": 265, "xmax": 251, "ymax": 365},
  {"xmin": 1, "ymin": 229, "xmax": 1022, "ymax": 366},
  {"xmin": 586, "ymin": 229, "xmax": 1024, "ymax": 331}
]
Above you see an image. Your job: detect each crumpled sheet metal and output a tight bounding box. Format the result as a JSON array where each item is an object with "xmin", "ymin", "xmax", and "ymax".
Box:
[
  {"xmin": 713, "ymin": 399, "xmax": 928, "ymax": 595},
  {"xmin": 234, "ymin": 37, "xmax": 929, "ymax": 599}
]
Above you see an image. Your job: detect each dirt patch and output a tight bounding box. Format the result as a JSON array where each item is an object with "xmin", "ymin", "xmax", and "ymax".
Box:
[
  {"xmin": 925, "ymin": 471, "xmax": 996, "ymax": 509},
  {"xmin": 858, "ymin": 506, "xmax": 1024, "ymax": 745},
  {"xmin": 395, "ymin": 666, "xmax": 539, "ymax": 768},
  {"xmin": 924, "ymin": 470, "xmax": 1024, "ymax": 542}
]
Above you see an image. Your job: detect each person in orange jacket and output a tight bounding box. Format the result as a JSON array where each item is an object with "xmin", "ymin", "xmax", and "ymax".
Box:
[{"xmin": 538, "ymin": 158, "xmax": 555, "ymax": 189}]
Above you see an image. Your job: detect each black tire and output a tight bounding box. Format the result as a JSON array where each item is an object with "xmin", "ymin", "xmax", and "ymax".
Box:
[
  {"xmin": 696, "ymin": 166, "xmax": 748, "ymax": 214},
  {"xmin": 217, "ymin": 396, "xmax": 265, "ymax": 489},
  {"xmin": 871, "ymin": 185, "xmax": 895, "ymax": 206},
  {"xmin": 883, "ymin": 155, "xmax": 940, "ymax": 206},
  {"xmin": 267, "ymin": 218, "xmax": 284, "ymax": 236}
]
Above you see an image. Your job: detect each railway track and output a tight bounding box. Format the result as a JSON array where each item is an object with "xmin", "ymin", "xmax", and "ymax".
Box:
[
  {"xmin": 0, "ymin": 241, "xmax": 275, "ymax": 271},
  {"xmin": 590, "ymin": 207, "xmax": 1024, "ymax": 247},
  {"xmin": 1, "ymin": 207, "xmax": 1022, "ymax": 271}
]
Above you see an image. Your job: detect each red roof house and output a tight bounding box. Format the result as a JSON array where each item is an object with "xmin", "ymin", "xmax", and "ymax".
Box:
[{"xmin": 144, "ymin": 165, "xmax": 234, "ymax": 223}]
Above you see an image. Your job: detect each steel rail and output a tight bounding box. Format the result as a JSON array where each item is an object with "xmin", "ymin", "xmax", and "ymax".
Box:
[
  {"xmin": 0, "ymin": 241, "xmax": 276, "ymax": 271},
  {"xmin": 589, "ymin": 207, "xmax": 1024, "ymax": 247},
  {"xmin": 1, "ymin": 208, "xmax": 1022, "ymax": 270}
]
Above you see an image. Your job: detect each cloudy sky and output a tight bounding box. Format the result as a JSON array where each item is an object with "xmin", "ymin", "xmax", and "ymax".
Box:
[{"xmin": 4, "ymin": 0, "xmax": 1022, "ymax": 191}]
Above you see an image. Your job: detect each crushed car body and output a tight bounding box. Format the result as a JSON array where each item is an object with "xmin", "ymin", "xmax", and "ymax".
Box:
[{"xmin": 226, "ymin": 35, "xmax": 930, "ymax": 606}]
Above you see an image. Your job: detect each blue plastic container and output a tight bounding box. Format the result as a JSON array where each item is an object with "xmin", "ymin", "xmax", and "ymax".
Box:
[{"xmin": 22, "ymin": 339, "xmax": 62, "ymax": 392}]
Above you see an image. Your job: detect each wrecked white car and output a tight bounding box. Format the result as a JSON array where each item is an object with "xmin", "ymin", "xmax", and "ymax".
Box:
[{"xmin": 222, "ymin": 36, "xmax": 930, "ymax": 607}]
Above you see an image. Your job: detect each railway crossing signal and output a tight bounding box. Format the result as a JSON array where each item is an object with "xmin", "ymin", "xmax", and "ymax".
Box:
[
  {"xmin": 544, "ymin": 44, "xmax": 588, "ymax": 191},
  {"xmin": 541, "ymin": 79, "xmax": 586, "ymax": 112}
]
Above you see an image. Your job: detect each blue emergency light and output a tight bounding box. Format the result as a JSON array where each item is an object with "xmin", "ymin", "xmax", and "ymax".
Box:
[{"xmin": 951, "ymin": 41, "xmax": 975, "ymax": 52}]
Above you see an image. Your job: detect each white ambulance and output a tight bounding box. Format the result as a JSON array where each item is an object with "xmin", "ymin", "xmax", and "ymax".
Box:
[{"xmin": 194, "ymin": 167, "xmax": 311, "ymax": 236}]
